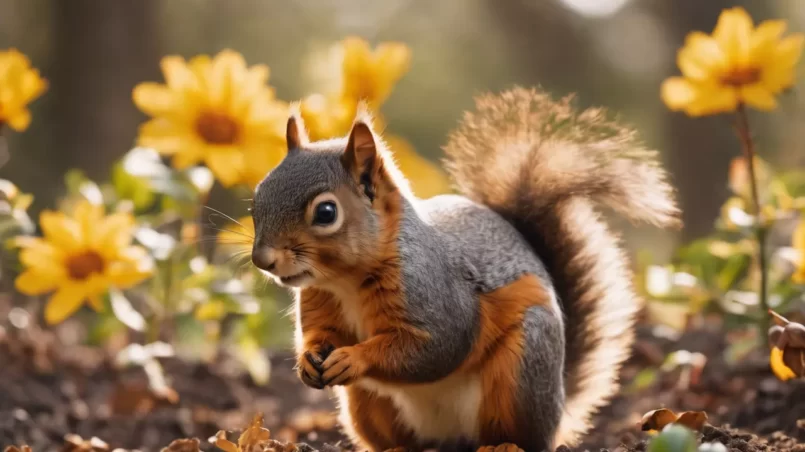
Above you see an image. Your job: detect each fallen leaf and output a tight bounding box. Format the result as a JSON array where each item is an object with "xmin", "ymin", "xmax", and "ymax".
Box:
[
  {"xmin": 160, "ymin": 439, "xmax": 201, "ymax": 452},
  {"xmin": 674, "ymin": 411, "xmax": 708, "ymax": 431},
  {"xmin": 640, "ymin": 408, "xmax": 708, "ymax": 433},
  {"xmin": 212, "ymin": 413, "xmax": 275, "ymax": 452},
  {"xmin": 4, "ymin": 447, "xmax": 32, "ymax": 452},
  {"xmin": 641, "ymin": 408, "xmax": 679, "ymax": 432},
  {"xmin": 63, "ymin": 433, "xmax": 109, "ymax": 452}
]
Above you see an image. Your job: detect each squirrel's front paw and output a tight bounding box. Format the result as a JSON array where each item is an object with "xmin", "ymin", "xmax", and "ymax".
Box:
[
  {"xmin": 320, "ymin": 346, "xmax": 367, "ymax": 386},
  {"xmin": 297, "ymin": 343, "xmax": 335, "ymax": 389}
]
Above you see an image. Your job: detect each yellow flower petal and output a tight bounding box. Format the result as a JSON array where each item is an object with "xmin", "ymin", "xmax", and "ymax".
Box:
[
  {"xmin": 132, "ymin": 82, "xmax": 180, "ymax": 117},
  {"xmin": 74, "ymin": 200, "xmax": 104, "ymax": 242},
  {"xmin": 713, "ymin": 7, "xmax": 754, "ymax": 65},
  {"xmin": 740, "ymin": 84, "xmax": 777, "ymax": 111},
  {"xmin": 774, "ymin": 34, "xmax": 805, "ymax": 71},
  {"xmin": 15, "ymin": 270, "xmax": 60, "ymax": 295},
  {"xmin": 750, "ymin": 20, "xmax": 787, "ymax": 63},
  {"xmin": 40, "ymin": 210, "xmax": 82, "ymax": 251},
  {"xmin": 172, "ymin": 143, "xmax": 206, "ymax": 169},
  {"xmin": 661, "ymin": 77, "xmax": 699, "ymax": 110},
  {"xmin": 208, "ymin": 50, "xmax": 246, "ymax": 109},
  {"xmin": 19, "ymin": 246, "xmax": 65, "ymax": 279},
  {"xmin": 677, "ymin": 33, "xmax": 726, "ymax": 81},
  {"xmin": 6, "ymin": 109, "xmax": 32, "ymax": 132},
  {"xmin": 0, "ymin": 49, "xmax": 47, "ymax": 130},
  {"xmin": 161, "ymin": 56, "xmax": 197, "ymax": 92},
  {"xmin": 770, "ymin": 346, "xmax": 797, "ymax": 381},
  {"xmin": 137, "ymin": 119, "xmax": 194, "ymax": 155},
  {"xmin": 107, "ymin": 259, "xmax": 152, "ymax": 288},
  {"xmin": 794, "ymin": 221, "xmax": 805, "ymax": 250},
  {"xmin": 685, "ymin": 85, "xmax": 739, "ymax": 116},
  {"xmin": 87, "ymin": 295, "xmax": 104, "ymax": 312},
  {"xmin": 205, "ymin": 146, "xmax": 244, "ymax": 187},
  {"xmin": 94, "ymin": 212, "xmax": 135, "ymax": 256},
  {"xmin": 45, "ymin": 282, "xmax": 87, "ymax": 324}
]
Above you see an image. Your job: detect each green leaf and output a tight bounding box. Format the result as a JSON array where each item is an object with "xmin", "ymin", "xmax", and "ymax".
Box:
[
  {"xmin": 112, "ymin": 162, "xmax": 156, "ymax": 211},
  {"xmin": 716, "ymin": 254, "xmax": 751, "ymax": 292},
  {"xmin": 628, "ymin": 368, "xmax": 658, "ymax": 392},
  {"xmin": 648, "ymin": 425, "xmax": 698, "ymax": 452}
]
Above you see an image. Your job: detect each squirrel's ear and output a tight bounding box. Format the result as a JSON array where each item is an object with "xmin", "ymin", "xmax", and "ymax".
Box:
[
  {"xmin": 342, "ymin": 119, "xmax": 382, "ymax": 202},
  {"xmin": 286, "ymin": 108, "xmax": 308, "ymax": 151}
]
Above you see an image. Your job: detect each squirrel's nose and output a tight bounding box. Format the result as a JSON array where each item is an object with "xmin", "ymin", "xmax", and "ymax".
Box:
[{"xmin": 252, "ymin": 246, "xmax": 277, "ymax": 272}]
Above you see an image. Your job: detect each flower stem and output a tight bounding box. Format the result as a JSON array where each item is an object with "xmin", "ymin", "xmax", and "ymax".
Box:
[{"xmin": 734, "ymin": 104, "xmax": 770, "ymax": 339}]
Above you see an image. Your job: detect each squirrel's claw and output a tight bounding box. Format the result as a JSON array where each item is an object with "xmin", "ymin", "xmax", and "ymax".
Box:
[
  {"xmin": 297, "ymin": 343, "xmax": 336, "ymax": 390},
  {"xmin": 321, "ymin": 346, "xmax": 366, "ymax": 387}
]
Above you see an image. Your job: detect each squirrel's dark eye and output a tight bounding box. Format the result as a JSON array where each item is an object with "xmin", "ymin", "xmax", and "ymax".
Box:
[{"xmin": 313, "ymin": 201, "xmax": 338, "ymax": 225}]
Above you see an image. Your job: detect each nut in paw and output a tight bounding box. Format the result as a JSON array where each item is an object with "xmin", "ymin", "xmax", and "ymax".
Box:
[
  {"xmin": 321, "ymin": 346, "xmax": 367, "ymax": 386},
  {"xmin": 297, "ymin": 343, "xmax": 335, "ymax": 389}
]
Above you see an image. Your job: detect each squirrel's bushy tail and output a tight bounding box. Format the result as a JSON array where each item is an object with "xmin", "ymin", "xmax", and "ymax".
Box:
[{"xmin": 443, "ymin": 87, "xmax": 680, "ymax": 447}]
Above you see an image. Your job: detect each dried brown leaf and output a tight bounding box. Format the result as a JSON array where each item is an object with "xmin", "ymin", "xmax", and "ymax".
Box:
[
  {"xmin": 160, "ymin": 438, "xmax": 201, "ymax": 452},
  {"xmin": 640, "ymin": 408, "xmax": 708, "ymax": 433},
  {"xmin": 4, "ymin": 446, "xmax": 33, "ymax": 452},
  {"xmin": 63, "ymin": 434, "xmax": 109, "ymax": 452},
  {"xmin": 675, "ymin": 411, "xmax": 708, "ymax": 431},
  {"xmin": 640, "ymin": 408, "xmax": 679, "ymax": 432},
  {"xmin": 213, "ymin": 413, "xmax": 276, "ymax": 452}
]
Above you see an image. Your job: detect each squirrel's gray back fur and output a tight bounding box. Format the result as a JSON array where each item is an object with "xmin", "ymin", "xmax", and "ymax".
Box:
[{"xmin": 442, "ymin": 87, "xmax": 680, "ymax": 445}]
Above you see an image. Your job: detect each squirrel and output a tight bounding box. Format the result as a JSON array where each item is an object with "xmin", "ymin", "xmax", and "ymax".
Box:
[{"xmin": 249, "ymin": 87, "xmax": 681, "ymax": 452}]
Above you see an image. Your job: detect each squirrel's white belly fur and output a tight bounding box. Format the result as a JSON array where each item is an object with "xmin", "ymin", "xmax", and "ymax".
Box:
[
  {"xmin": 331, "ymin": 292, "xmax": 483, "ymax": 441},
  {"xmin": 356, "ymin": 376, "xmax": 482, "ymax": 441}
]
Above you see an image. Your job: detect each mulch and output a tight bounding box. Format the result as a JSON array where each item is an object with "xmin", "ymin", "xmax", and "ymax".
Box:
[{"xmin": 0, "ymin": 316, "xmax": 803, "ymax": 452}]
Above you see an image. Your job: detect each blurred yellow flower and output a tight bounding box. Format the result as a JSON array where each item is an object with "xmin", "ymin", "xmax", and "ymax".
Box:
[
  {"xmin": 296, "ymin": 37, "xmax": 448, "ymax": 198},
  {"xmin": 299, "ymin": 94, "xmax": 356, "ymax": 141},
  {"xmin": 387, "ymin": 136, "xmax": 452, "ymax": 198},
  {"xmin": 0, "ymin": 49, "xmax": 47, "ymax": 131},
  {"xmin": 132, "ymin": 50, "xmax": 288, "ymax": 188},
  {"xmin": 661, "ymin": 7, "xmax": 804, "ymax": 116},
  {"xmin": 14, "ymin": 201, "xmax": 152, "ymax": 324},
  {"xmin": 339, "ymin": 37, "xmax": 411, "ymax": 110},
  {"xmin": 217, "ymin": 216, "xmax": 254, "ymax": 255},
  {"xmin": 794, "ymin": 220, "xmax": 805, "ymax": 284}
]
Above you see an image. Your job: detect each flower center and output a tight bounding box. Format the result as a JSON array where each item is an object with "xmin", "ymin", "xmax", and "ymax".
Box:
[
  {"xmin": 721, "ymin": 67, "xmax": 761, "ymax": 86},
  {"xmin": 66, "ymin": 251, "xmax": 105, "ymax": 280},
  {"xmin": 195, "ymin": 112, "xmax": 239, "ymax": 145}
]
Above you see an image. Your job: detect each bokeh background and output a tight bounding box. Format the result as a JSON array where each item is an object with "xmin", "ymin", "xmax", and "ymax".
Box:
[{"xmin": 2, "ymin": 0, "xmax": 805, "ymax": 257}]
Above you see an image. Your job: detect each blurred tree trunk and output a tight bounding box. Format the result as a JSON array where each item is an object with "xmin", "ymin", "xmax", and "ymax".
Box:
[{"xmin": 51, "ymin": 0, "xmax": 160, "ymax": 196}]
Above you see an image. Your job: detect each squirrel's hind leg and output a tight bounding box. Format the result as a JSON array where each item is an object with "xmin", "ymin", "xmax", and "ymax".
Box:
[
  {"xmin": 474, "ymin": 276, "xmax": 565, "ymax": 452},
  {"xmin": 336, "ymin": 385, "xmax": 417, "ymax": 452}
]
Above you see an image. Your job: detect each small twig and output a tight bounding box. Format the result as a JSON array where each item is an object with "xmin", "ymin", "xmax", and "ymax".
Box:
[{"xmin": 734, "ymin": 104, "xmax": 770, "ymax": 338}]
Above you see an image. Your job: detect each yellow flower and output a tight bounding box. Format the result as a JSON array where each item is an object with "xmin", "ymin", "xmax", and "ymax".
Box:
[
  {"xmin": 794, "ymin": 220, "xmax": 805, "ymax": 284},
  {"xmin": 217, "ymin": 216, "xmax": 254, "ymax": 255},
  {"xmin": 132, "ymin": 50, "xmax": 289, "ymax": 188},
  {"xmin": 339, "ymin": 37, "xmax": 411, "ymax": 110},
  {"xmin": 0, "ymin": 49, "xmax": 47, "ymax": 131},
  {"xmin": 14, "ymin": 201, "xmax": 152, "ymax": 324},
  {"xmin": 299, "ymin": 93, "xmax": 356, "ymax": 141},
  {"xmin": 386, "ymin": 136, "xmax": 452, "ymax": 198},
  {"xmin": 661, "ymin": 7, "xmax": 804, "ymax": 116}
]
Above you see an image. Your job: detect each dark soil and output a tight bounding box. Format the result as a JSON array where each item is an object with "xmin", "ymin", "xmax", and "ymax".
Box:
[{"xmin": 0, "ymin": 318, "xmax": 803, "ymax": 452}]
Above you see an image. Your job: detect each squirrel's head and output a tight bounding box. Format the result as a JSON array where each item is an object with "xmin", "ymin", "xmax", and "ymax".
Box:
[{"xmin": 250, "ymin": 108, "xmax": 408, "ymax": 289}]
